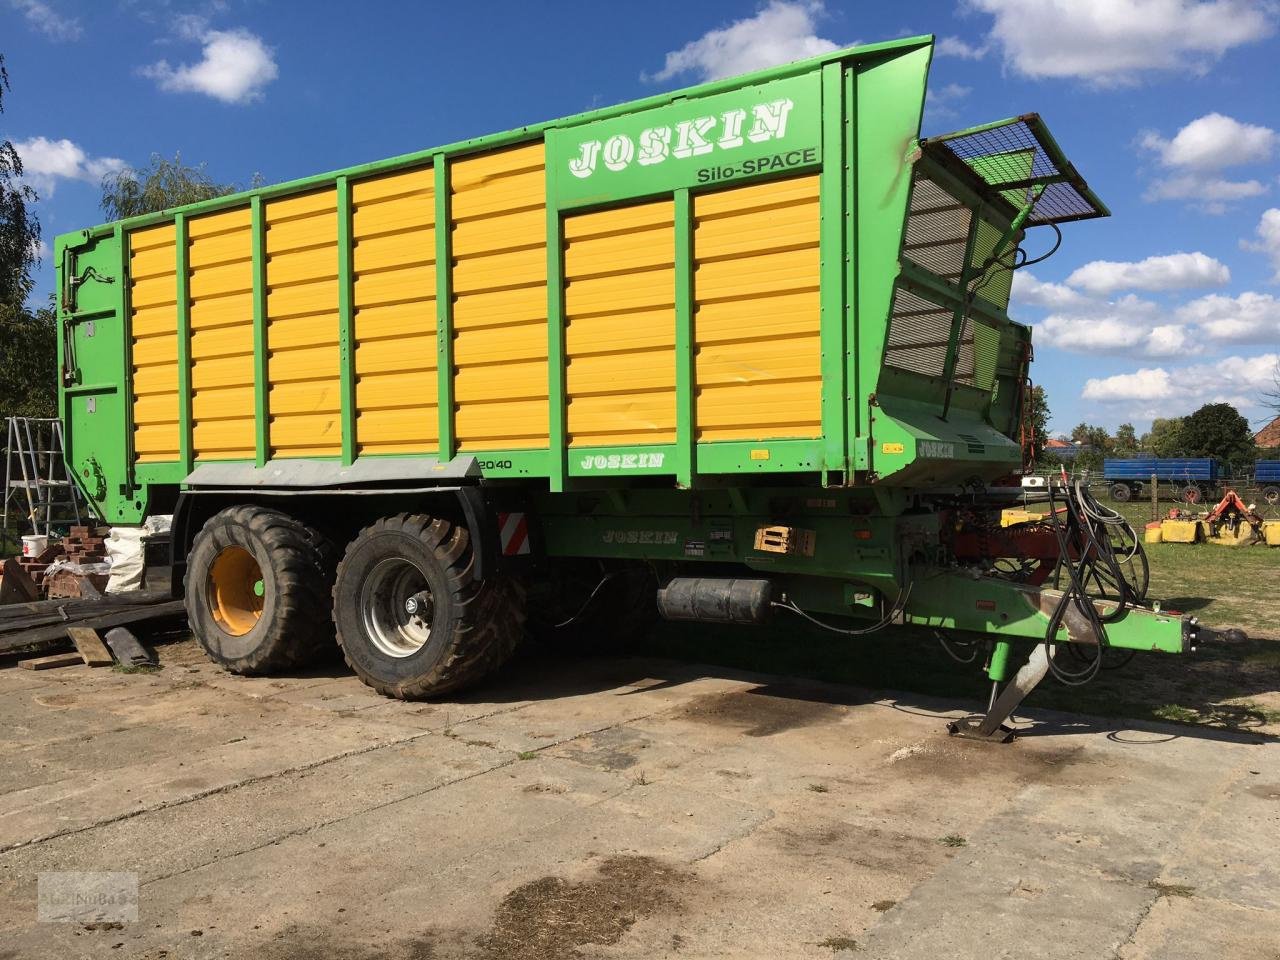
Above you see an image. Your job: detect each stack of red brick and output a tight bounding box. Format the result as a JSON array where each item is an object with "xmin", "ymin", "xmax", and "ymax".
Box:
[
  {"xmin": 45, "ymin": 525, "xmax": 111, "ymax": 599},
  {"xmin": 63, "ymin": 525, "xmax": 109, "ymax": 565},
  {"xmin": 12, "ymin": 526, "xmax": 111, "ymax": 598}
]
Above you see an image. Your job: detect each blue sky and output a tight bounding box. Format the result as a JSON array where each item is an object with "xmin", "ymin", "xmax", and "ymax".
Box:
[{"xmin": 3, "ymin": 0, "xmax": 1278, "ymax": 435}]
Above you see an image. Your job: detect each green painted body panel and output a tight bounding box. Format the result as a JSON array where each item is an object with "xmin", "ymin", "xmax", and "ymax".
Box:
[
  {"xmin": 61, "ymin": 35, "xmax": 1019, "ymax": 522},
  {"xmin": 547, "ymin": 72, "xmax": 822, "ymax": 207}
]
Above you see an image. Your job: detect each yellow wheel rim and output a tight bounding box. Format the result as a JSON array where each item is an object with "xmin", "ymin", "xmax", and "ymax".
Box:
[{"xmin": 208, "ymin": 545, "xmax": 265, "ymax": 636}]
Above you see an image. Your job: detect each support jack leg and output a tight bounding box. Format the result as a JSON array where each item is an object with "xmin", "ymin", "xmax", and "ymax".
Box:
[{"xmin": 947, "ymin": 644, "xmax": 1056, "ymax": 743}]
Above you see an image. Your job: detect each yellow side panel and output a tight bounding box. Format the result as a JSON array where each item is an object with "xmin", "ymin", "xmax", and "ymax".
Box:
[
  {"xmin": 451, "ymin": 143, "xmax": 549, "ymax": 451},
  {"xmin": 128, "ymin": 223, "xmax": 179, "ymax": 463},
  {"xmin": 351, "ymin": 166, "xmax": 438, "ymax": 455},
  {"xmin": 188, "ymin": 206, "xmax": 255, "ymax": 461},
  {"xmin": 265, "ymin": 188, "xmax": 342, "ymax": 458},
  {"xmin": 692, "ymin": 174, "xmax": 822, "ymax": 442},
  {"xmin": 564, "ymin": 199, "xmax": 676, "ymax": 447}
]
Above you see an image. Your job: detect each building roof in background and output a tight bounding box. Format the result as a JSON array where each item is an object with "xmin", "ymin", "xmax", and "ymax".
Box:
[{"xmin": 1256, "ymin": 416, "xmax": 1280, "ymax": 448}]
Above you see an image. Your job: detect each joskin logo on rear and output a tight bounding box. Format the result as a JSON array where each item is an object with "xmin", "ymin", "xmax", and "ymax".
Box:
[{"xmin": 549, "ymin": 73, "xmax": 820, "ymax": 206}]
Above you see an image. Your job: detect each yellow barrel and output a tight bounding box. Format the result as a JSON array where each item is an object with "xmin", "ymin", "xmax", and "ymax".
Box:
[
  {"xmin": 1144, "ymin": 522, "xmax": 1162, "ymax": 544},
  {"xmin": 1266, "ymin": 520, "xmax": 1280, "ymax": 547}
]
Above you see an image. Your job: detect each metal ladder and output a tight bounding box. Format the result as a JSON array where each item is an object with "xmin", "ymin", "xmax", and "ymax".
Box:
[{"xmin": 3, "ymin": 417, "xmax": 84, "ymax": 544}]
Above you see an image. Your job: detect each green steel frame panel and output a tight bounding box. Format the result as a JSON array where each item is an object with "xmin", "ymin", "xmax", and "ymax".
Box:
[
  {"xmin": 434, "ymin": 158, "xmax": 454, "ymax": 461},
  {"xmin": 336, "ymin": 176, "xmax": 356, "ymax": 466},
  {"xmin": 174, "ymin": 213, "xmax": 193, "ymax": 475},
  {"xmin": 250, "ymin": 196, "xmax": 268, "ymax": 467},
  {"xmin": 546, "ymin": 156, "xmax": 567, "ymax": 494},
  {"xmin": 818, "ymin": 62, "xmax": 848, "ymax": 478},
  {"xmin": 673, "ymin": 189, "xmax": 695, "ymax": 488}
]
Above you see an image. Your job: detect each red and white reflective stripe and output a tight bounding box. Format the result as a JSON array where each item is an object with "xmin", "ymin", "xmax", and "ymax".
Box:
[{"xmin": 498, "ymin": 512, "xmax": 530, "ymax": 556}]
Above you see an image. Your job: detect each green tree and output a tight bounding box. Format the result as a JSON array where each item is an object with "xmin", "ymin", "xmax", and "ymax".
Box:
[
  {"xmin": 1179, "ymin": 402, "xmax": 1256, "ymax": 468},
  {"xmin": 0, "ymin": 297, "xmax": 57, "ymax": 418},
  {"xmin": 1027, "ymin": 385, "xmax": 1051, "ymax": 455},
  {"xmin": 1114, "ymin": 423, "xmax": 1138, "ymax": 454},
  {"xmin": 100, "ymin": 153, "xmax": 254, "ymax": 220},
  {"xmin": 0, "ymin": 53, "xmax": 41, "ymax": 311},
  {"xmin": 1140, "ymin": 417, "xmax": 1184, "ymax": 457},
  {"xmin": 1067, "ymin": 422, "xmax": 1112, "ymax": 471}
]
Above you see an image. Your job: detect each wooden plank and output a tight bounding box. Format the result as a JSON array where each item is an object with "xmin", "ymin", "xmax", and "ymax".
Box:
[
  {"xmin": 0, "ymin": 600, "xmax": 187, "ymax": 655},
  {"xmin": 18, "ymin": 652, "xmax": 84, "ymax": 671},
  {"xmin": 0, "ymin": 590, "xmax": 174, "ymax": 625},
  {"xmin": 67, "ymin": 626, "xmax": 114, "ymax": 667}
]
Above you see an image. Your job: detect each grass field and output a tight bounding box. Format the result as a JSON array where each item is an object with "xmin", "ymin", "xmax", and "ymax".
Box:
[{"xmin": 635, "ymin": 491, "xmax": 1280, "ymax": 735}]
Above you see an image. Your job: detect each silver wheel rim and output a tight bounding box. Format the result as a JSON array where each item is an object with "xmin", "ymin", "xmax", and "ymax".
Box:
[{"xmin": 360, "ymin": 557, "xmax": 434, "ymax": 658}]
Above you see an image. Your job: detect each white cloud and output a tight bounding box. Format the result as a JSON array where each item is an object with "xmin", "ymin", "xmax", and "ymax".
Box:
[
  {"xmin": 8, "ymin": 0, "xmax": 82, "ymax": 41},
  {"xmin": 29, "ymin": 238, "xmax": 49, "ymax": 263},
  {"xmin": 645, "ymin": 1, "xmax": 839, "ymax": 83},
  {"xmin": 1083, "ymin": 367, "xmax": 1175, "ymax": 402},
  {"xmin": 12, "ymin": 136, "xmax": 126, "ymax": 195},
  {"xmin": 1143, "ymin": 174, "xmax": 1268, "ymax": 213},
  {"xmin": 1174, "ymin": 291, "xmax": 1280, "ymax": 344},
  {"xmin": 924, "ymin": 82, "xmax": 971, "ymax": 120},
  {"xmin": 1083, "ymin": 353, "xmax": 1279, "ymax": 412},
  {"xmin": 1035, "ymin": 295, "xmax": 1182, "ymax": 356},
  {"xmin": 141, "ymin": 27, "xmax": 278, "ymax": 104},
  {"xmin": 1033, "ymin": 285, "xmax": 1278, "ymax": 357},
  {"xmin": 1139, "ymin": 113, "xmax": 1277, "ymax": 170},
  {"xmin": 968, "ymin": 0, "xmax": 1273, "ymax": 86},
  {"xmin": 1137, "ymin": 114, "xmax": 1276, "ymax": 212},
  {"xmin": 1242, "ymin": 208, "xmax": 1280, "ymax": 281},
  {"xmin": 1065, "ymin": 252, "xmax": 1230, "ymax": 294},
  {"xmin": 935, "ymin": 35, "xmax": 988, "ymax": 59},
  {"xmin": 1011, "ymin": 270, "xmax": 1087, "ymax": 309}
]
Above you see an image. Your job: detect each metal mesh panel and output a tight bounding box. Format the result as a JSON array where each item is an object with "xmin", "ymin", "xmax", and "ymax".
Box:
[
  {"xmin": 968, "ymin": 218, "xmax": 1014, "ymax": 311},
  {"xmin": 885, "ymin": 287, "xmax": 953, "ymax": 378},
  {"xmin": 954, "ymin": 320, "xmax": 1000, "ymax": 392},
  {"xmin": 902, "ymin": 174, "xmax": 972, "ymax": 281},
  {"xmin": 924, "ymin": 116, "xmax": 1106, "ymax": 225}
]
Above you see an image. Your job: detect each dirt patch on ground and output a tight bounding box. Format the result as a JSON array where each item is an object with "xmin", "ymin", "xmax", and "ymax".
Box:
[
  {"xmin": 479, "ymin": 855, "xmax": 693, "ymax": 960},
  {"xmin": 768, "ymin": 821, "xmax": 945, "ymax": 875},
  {"xmin": 676, "ymin": 686, "xmax": 852, "ymax": 737},
  {"xmin": 884, "ymin": 739, "xmax": 1090, "ymax": 786},
  {"xmin": 558, "ymin": 726, "xmax": 652, "ymax": 771}
]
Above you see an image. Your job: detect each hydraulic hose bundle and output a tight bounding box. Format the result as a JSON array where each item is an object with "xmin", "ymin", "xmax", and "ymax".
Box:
[{"xmin": 1041, "ymin": 478, "xmax": 1149, "ymax": 684}]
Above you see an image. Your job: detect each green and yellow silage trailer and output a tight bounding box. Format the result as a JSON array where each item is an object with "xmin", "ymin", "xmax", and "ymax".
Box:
[{"xmin": 56, "ymin": 36, "xmax": 1192, "ymax": 738}]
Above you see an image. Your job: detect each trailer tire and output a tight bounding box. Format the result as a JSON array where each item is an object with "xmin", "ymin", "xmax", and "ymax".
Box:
[
  {"xmin": 1110, "ymin": 483, "xmax": 1132, "ymax": 502},
  {"xmin": 1181, "ymin": 484, "xmax": 1203, "ymax": 505},
  {"xmin": 332, "ymin": 513, "xmax": 525, "ymax": 699},
  {"xmin": 1262, "ymin": 485, "xmax": 1280, "ymax": 506},
  {"xmin": 185, "ymin": 505, "xmax": 336, "ymax": 675}
]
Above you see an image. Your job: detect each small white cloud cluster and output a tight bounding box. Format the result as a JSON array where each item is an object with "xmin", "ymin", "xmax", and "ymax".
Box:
[
  {"xmin": 1082, "ymin": 352, "xmax": 1279, "ymax": 409},
  {"xmin": 8, "ymin": 0, "xmax": 81, "ymax": 41},
  {"xmin": 141, "ymin": 26, "xmax": 278, "ymax": 104},
  {"xmin": 1065, "ymin": 252, "xmax": 1231, "ymax": 294},
  {"xmin": 12, "ymin": 136, "xmax": 126, "ymax": 196},
  {"xmin": 1139, "ymin": 113, "xmax": 1275, "ymax": 213},
  {"xmin": 645, "ymin": 0, "xmax": 840, "ymax": 83},
  {"xmin": 1242, "ymin": 208, "xmax": 1280, "ymax": 282},
  {"xmin": 967, "ymin": 0, "xmax": 1273, "ymax": 86},
  {"xmin": 1012, "ymin": 247, "xmax": 1279, "ymax": 360}
]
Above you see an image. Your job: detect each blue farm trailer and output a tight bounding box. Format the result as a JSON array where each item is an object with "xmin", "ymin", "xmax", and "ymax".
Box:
[
  {"xmin": 1256, "ymin": 461, "xmax": 1280, "ymax": 505},
  {"xmin": 1104, "ymin": 457, "xmax": 1222, "ymax": 504}
]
